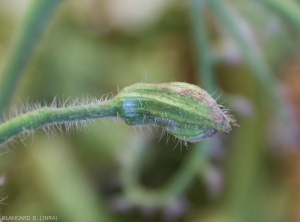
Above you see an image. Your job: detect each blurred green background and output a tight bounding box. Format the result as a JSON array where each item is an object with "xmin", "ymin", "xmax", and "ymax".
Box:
[{"xmin": 0, "ymin": 0, "xmax": 300, "ymax": 221}]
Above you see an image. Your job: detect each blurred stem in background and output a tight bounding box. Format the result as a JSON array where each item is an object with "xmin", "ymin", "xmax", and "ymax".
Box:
[
  {"xmin": 257, "ymin": 0, "xmax": 300, "ymax": 29},
  {"xmin": 0, "ymin": 0, "xmax": 63, "ymax": 120},
  {"xmin": 122, "ymin": 138, "xmax": 211, "ymax": 207},
  {"xmin": 27, "ymin": 138, "xmax": 116, "ymax": 222},
  {"xmin": 190, "ymin": 0, "xmax": 289, "ymax": 221},
  {"xmin": 190, "ymin": 0, "xmax": 216, "ymax": 95},
  {"xmin": 209, "ymin": 0, "xmax": 286, "ymax": 120}
]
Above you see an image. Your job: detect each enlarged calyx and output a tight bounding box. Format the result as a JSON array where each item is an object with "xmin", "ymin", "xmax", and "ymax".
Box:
[{"xmin": 113, "ymin": 82, "xmax": 238, "ymax": 142}]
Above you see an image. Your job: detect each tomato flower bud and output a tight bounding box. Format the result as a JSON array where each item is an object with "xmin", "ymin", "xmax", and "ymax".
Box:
[{"xmin": 113, "ymin": 82, "xmax": 238, "ymax": 142}]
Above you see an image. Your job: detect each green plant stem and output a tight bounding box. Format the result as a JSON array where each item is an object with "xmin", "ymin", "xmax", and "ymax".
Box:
[
  {"xmin": 190, "ymin": 0, "xmax": 217, "ymax": 94},
  {"xmin": 0, "ymin": 100, "xmax": 116, "ymax": 145},
  {"xmin": 257, "ymin": 0, "xmax": 300, "ymax": 29},
  {"xmin": 0, "ymin": 0, "xmax": 63, "ymax": 119},
  {"xmin": 209, "ymin": 0, "xmax": 285, "ymax": 118}
]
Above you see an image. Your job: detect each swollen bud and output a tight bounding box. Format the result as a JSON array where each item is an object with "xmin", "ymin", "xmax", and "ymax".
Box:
[{"xmin": 112, "ymin": 82, "xmax": 238, "ymax": 142}]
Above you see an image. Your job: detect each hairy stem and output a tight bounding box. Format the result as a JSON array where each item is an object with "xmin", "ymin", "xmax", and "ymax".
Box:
[
  {"xmin": 0, "ymin": 100, "xmax": 116, "ymax": 145},
  {"xmin": 0, "ymin": 0, "xmax": 63, "ymax": 119}
]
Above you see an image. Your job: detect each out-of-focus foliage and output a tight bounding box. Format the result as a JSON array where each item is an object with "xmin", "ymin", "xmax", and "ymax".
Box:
[{"xmin": 0, "ymin": 0, "xmax": 300, "ymax": 221}]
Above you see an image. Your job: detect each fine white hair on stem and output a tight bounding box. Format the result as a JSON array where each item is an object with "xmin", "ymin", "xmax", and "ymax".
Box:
[
  {"xmin": 0, "ymin": 95, "xmax": 111, "ymax": 149},
  {"xmin": 210, "ymin": 89, "xmax": 219, "ymax": 97},
  {"xmin": 215, "ymin": 91, "xmax": 223, "ymax": 101}
]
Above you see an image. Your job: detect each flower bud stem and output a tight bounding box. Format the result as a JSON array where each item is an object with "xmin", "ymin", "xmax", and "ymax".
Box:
[{"xmin": 0, "ymin": 101, "xmax": 116, "ymax": 145}]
